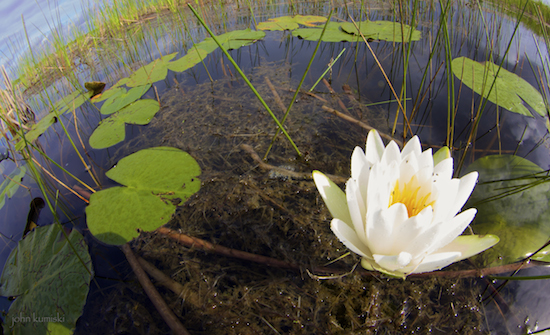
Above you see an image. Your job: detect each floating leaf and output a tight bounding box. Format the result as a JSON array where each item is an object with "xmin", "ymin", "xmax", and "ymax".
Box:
[
  {"xmin": 257, "ymin": 15, "xmax": 327, "ymax": 31},
  {"xmin": 205, "ymin": 29, "xmax": 266, "ymax": 50},
  {"xmin": 90, "ymin": 99, "xmax": 160, "ymax": 149},
  {"xmin": 87, "ymin": 147, "xmax": 201, "ymax": 245},
  {"xmin": 0, "ymin": 224, "xmax": 93, "ymax": 334},
  {"xmin": 340, "ymin": 20, "xmax": 422, "ymax": 42},
  {"xmin": 167, "ymin": 48, "xmax": 209, "ymax": 72},
  {"xmin": 125, "ymin": 53, "xmax": 177, "ymax": 87},
  {"xmin": 0, "ymin": 165, "xmax": 26, "ymax": 210},
  {"xmin": 53, "ymin": 90, "xmax": 93, "ymax": 115},
  {"xmin": 465, "ymin": 155, "xmax": 550, "ymax": 266},
  {"xmin": 100, "ymin": 84, "xmax": 151, "ymax": 115},
  {"xmin": 14, "ymin": 114, "xmax": 57, "ymax": 151},
  {"xmin": 452, "ymin": 57, "xmax": 546, "ymax": 117},
  {"xmin": 91, "ymin": 86, "xmax": 125, "ymax": 103},
  {"xmin": 293, "ymin": 22, "xmax": 356, "ymax": 42}
]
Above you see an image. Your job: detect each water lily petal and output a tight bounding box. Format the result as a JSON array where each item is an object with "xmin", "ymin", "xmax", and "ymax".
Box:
[
  {"xmin": 416, "ymin": 149, "xmax": 434, "ymax": 184},
  {"xmin": 331, "ymin": 218, "xmax": 373, "ymax": 258},
  {"xmin": 399, "ymin": 152, "xmax": 419, "ymax": 183},
  {"xmin": 401, "ymin": 135, "xmax": 422, "ymax": 158},
  {"xmin": 447, "ymin": 171, "xmax": 478, "ymax": 218},
  {"xmin": 351, "ymin": 146, "xmax": 367, "ymax": 181},
  {"xmin": 409, "ymin": 251, "xmax": 462, "ymax": 274},
  {"xmin": 425, "ymin": 208, "xmax": 478, "ymax": 255},
  {"xmin": 313, "ymin": 171, "xmax": 352, "ymax": 227},
  {"xmin": 366, "ymin": 204, "xmax": 408, "ymax": 255},
  {"xmin": 366, "ymin": 161, "xmax": 399, "ymax": 216},
  {"xmin": 365, "ymin": 129, "xmax": 385, "ymax": 165},
  {"xmin": 380, "ymin": 141, "xmax": 402, "ymax": 167},
  {"xmin": 394, "ymin": 206, "xmax": 434, "ymax": 255},
  {"xmin": 346, "ymin": 179, "xmax": 367, "ymax": 243},
  {"xmin": 432, "ymin": 178, "xmax": 460, "ymax": 223},
  {"xmin": 373, "ymin": 251, "xmax": 413, "ymax": 271},
  {"xmin": 433, "ymin": 157, "xmax": 453, "ymax": 183}
]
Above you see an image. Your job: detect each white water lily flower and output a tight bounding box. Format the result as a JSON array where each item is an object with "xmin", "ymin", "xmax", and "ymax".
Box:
[{"xmin": 313, "ymin": 129, "xmax": 498, "ymax": 278}]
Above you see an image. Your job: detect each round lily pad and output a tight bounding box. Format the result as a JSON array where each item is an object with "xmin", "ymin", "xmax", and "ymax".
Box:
[{"xmin": 87, "ymin": 147, "xmax": 201, "ymax": 245}]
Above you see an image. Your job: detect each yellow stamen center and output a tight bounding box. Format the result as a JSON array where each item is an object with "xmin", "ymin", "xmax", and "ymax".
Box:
[{"xmin": 389, "ymin": 176, "xmax": 435, "ymax": 217}]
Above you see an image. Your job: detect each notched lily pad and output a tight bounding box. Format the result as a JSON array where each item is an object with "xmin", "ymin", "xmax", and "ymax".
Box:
[
  {"xmin": 100, "ymin": 84, "xmax": 152, "ymax": 115},
  {"xmin": 257, "ymin": 15, "xmax": 327, "ymax": 31},
  {"xmin": 205, "ymin": 29, "xmax": 266, "ymax": 50},
  {"xmin": 86, "ymin": 147, "xmax": 201, "ymax": 245},
  {"xmin": 452, "ymin": 57, "xmax": 546, "ymax": 117},
  {"xmin": 340, "ymin": 20, "xmax": 422, "ymax": 42},
  {"xmin": 465, "ymin": 155, "xmax": 550, "ymax": 266},
  {"xmin": 90, "ymin": 99, "xmax": 160, "ymax": 149},
  {"xmin": 167, "ymin": 48, "xmax": 209, "ymax": 72},
  {"xmin": 125, "ymin": 53, "xmax": 177, "ymax": 87},
  {"xmin": 292, "ymin": 22, "xmax": 356, "ymax": 42},
  {"xmin": 0, "ymin": 224, "xmax": 93, "ymax": 334}
]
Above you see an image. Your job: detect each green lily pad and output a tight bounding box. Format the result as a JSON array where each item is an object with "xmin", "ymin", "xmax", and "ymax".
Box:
[
  {"xmin": 90, "ymin": 99, "xmax": 160, "ymax": 149},
  {"xmin": 100, "ymin": 84, "xmax": 152, "ymax": 115},
  {"xmin": 15, "ymin": 89, "xmax": 93, "ymax": 148},
  {"xmin": 257, "ymin": 15, "xmax": 327, "ymax": 31},
  {"xmin": 14, "ymin": 113, "xmax": 58, "ymax": 151},
  {"xmin": 465, "ymin": 155, "xmax": 550, "ymax": 266},
  {"xmin": 340, "ymin": 20, "xmax": 422, "ymax": 42},
  {"xmin": 204, "ymin": 29, "xmax": 266, "ymax": 50},
  {"xmin": 125, "ymin": 53, "xmax": 177, "ymax": 87},
  {"xmin": 52, "ymin": 90, "xmax": 93, "ymax": 115},
  {"xmin": 292, "ymin": 22, "xmax": 357, "ymax": 42},
  {"xmin": 0, "ymin": 224, "xmax": 93, "ymax": 334},
  {"xmin": 86, "ymin": 147, "xmax": 201, "ymax": 245},
  {"xmin": 452, "ymin": 57, "xmax": 546, "ymax": 117},
  {"xmin": 167, "ymin": 48, "xmax": 209, "ymax": 72},
  {"xmin": 0, "ymin": 165, "xmax": 26, "ymax": 210},
  {"xmin": 91, "ymin": 86, "xmax": 125, "ymax": 103}
]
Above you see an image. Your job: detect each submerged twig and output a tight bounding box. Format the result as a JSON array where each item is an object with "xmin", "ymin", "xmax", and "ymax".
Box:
[
  {"xmin": 264, "ymin": 77, "xmax": 287, "ymax": 113},
  {"xmin": 157, "ymin": 227, "xmax": 545, "ymax": 280},
  {"xmin": 137, "ymin": 255, "xmax": 201, "ymax": 308},
  {"xmin": 240, "ymin": 144, "xmax": 347, "ymax": 183},
  {"xmin": 321, "ymin": 106, "xmax": 403, "ymax": 146},
  {"xmin": 121, "ymin": 244, "xmax": 190, "ymax": 335}
]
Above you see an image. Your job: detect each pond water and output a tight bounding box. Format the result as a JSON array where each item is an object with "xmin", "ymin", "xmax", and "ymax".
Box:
[{"xmin": 1, "ymin": 0, "xmax": 550, "ymax": 334}]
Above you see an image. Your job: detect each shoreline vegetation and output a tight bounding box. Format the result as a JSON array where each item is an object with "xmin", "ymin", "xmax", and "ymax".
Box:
[{"xmin": 5, "ymin": 0, "xmax": 550, "ymax": 95}]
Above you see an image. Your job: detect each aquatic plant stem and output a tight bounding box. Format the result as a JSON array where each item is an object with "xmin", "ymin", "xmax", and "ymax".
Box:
[
  {"xmin": 122, "ymin": 244, "xmax": 190, "ymax": 335},
  {"xmin": 309, "ymin": 48, "xmax": 346, "ymax": 92},
  {"xmin": 346, "ymin": 15, "xmax": 412, "ymax": 137},
  {"xmin": 157, "ymin": 227, "xmax": 544, "ymax": 279},
  {"xmin": 187, "ymin": 4, "xmax": 301, "ymax": 157},
  {"xmin": 457, "ymin": 1, "xmax": 527, "ymax": 174},
  {"xmin": 263, "ymin": 9, "xmax": 333, "ymax": 160}
]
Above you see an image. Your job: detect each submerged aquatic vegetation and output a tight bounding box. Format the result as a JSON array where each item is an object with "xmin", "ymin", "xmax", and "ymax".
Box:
[{"xmin": 313, "ymin": 130, "xmax": 499, "ymax": 278}]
